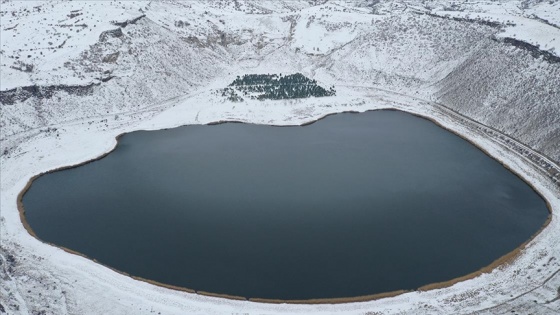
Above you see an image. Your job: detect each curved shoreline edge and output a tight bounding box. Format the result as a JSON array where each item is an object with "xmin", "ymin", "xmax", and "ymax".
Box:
[{"xmin": 16, "ymin": 107, "xmax": 554, "ymax": 305}]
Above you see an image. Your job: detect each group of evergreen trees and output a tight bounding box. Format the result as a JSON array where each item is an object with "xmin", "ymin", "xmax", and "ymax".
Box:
[
  {"xmin": 221, "ymin": 73, "xmax": 336, "ymax": 101},
  {"xmin": 220, "ymin": 87, "xmax": 243, "ymax": 102}
]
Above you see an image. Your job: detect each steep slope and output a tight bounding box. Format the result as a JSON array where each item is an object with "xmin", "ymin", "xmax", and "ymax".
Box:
[
  {"xmin": 434, "ymin": 38, "xmax": 560, "ymax": 162},
  {"xmin": 1, "ymin": 16, "xmax": 229, "ymax": 148}
]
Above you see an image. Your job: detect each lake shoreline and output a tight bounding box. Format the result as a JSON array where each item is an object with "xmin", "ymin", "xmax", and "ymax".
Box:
[{"xmin": 16, "ymin": 107, "xmax": 554, "ymax": 304}]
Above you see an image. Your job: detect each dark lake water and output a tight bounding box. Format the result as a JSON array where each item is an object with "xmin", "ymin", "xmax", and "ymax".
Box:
[{"xmin": 23, "ymin": 110, "xmax": 549, "ymax": 300}]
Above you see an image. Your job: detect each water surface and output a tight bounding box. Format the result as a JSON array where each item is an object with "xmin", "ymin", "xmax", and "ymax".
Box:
[{"xmin": 23, "ymin": 110, "xmax": 549, "ymax": 300}]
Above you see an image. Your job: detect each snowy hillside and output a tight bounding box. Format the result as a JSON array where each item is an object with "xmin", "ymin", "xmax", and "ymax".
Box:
[
  {"xmin": 2, "ymin": 0, "xmax": 559, "ymax": 161},
  {"xmin": 1, "ymin": 0, "xmax": 559, "ymax": 314}
]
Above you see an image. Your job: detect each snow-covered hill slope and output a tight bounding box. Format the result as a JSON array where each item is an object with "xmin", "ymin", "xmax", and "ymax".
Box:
[
  {"xmin": 435, "ymin": 39, "xmax": 560, "ymax": 163},
  {"xmin": 1, "ymin": 0, "xmax": 559, "ymax": 314},
  {"xmin": 2, "ymin": 0, "xmax": 558, "ymax": 161}
]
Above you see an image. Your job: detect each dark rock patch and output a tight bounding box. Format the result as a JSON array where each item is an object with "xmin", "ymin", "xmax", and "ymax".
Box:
[
  {"xmin": 111, "ymin": 15, "xmax": 146, "ymax": 28},
  {"xmin": 497, "ymin": 37, "xmax": 560, "ymax": 64},
  {"xmin": 99, "ymin": 28, "xmax": 123, "ymax": 42},
  {"xmin": 0, "ymin": 83, "xmax": 99, "ymax": 105}
]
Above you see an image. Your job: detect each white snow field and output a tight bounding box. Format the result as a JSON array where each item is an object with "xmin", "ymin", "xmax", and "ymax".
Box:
[{"xmin": 1, "ymin": 0, "xmax": 559, "ymax": 314}]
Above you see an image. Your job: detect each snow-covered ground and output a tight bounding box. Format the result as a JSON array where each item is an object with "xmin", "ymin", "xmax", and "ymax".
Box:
[{"xmin": 1, "ymin": 0, "xmax": 559, "ymax": 314}]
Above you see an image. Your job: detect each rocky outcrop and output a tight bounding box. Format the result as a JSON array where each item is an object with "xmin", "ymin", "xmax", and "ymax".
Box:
[
  {"xmin": 111, "ymin": 15, "xmax": 146, "ymax": 28},
  {"xmin": 99, "ymin": 28, "xmax": 123, "ymax": 42},
  {"xmin": 497, "ymin": 36, "xmax": 560, "ymax": 64},
  {"xmin": 102, "ymin": 52, "xmax": 120, "ymax": 63},
  {"xmin": 0, "ymin": 83, "xmax": 99, "ymax": 105},
  {"xmin": 414, "ymin": 11, "xmax": 506, "ymax": 28}
]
